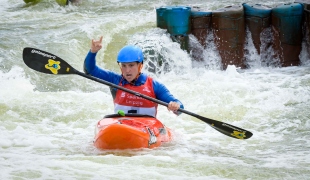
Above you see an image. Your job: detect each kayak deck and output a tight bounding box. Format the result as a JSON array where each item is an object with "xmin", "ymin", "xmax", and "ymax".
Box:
[{"xmin": 93, "ymin": 114, "xmax": 172, "ymax": 150}]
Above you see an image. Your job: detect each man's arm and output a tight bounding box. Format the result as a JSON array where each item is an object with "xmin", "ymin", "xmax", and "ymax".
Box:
[
  {"xmin": 153, "ymin": 80, "xmax": 184, "ymax": 115},
  {"xmin": 84, "ymin": 50, "xmax": 122, "ymax": 84}
]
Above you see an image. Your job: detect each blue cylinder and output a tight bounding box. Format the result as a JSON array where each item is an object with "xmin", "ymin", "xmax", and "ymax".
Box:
[
  {"xmin": 272, "ymin": 3, "xmax": 303, "ymax": 66},
  {"xmin": 272, "ymin": 3, "xmax": 303, "ymax": 44},
  {"xmin": 243, "ymin": 3, "xmax": 272, "ymax": 18},
  {"xmin": 156, "ymin": 6, "xmax": 170, "ymax": 29},
  {"xmin": 243, "ymin": 3, "xmax": 272, "ymax": 54},
  {"xmin": 166, "ymin": 6, "xmax": 191, "ymax": 35}
]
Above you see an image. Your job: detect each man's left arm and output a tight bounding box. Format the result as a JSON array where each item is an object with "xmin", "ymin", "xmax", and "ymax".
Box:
[{"xmin": 153, "ymin": 80, "xmax": 184, "ymax": 115}]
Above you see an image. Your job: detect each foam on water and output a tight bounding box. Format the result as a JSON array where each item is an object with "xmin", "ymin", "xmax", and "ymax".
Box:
[{"xmin": 1, "ymin": 0, "xmax": 310, "ymax": 179}]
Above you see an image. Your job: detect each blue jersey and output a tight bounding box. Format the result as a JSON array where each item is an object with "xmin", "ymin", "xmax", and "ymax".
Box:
[{"xmin": 84, "ymin": 51, "xmax": 184, "ymax": 115}]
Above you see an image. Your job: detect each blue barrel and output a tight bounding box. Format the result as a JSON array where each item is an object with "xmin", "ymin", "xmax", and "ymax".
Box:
[
  {"xmin": 272, "ymin": 3, "xmax": 303, "ymax": 44},
  {"xmin": 272, "ymin": 3, "xmax": 303, "ymax": 66},
  {"xmin": 156, "ymin": 6, "xmax": 171, "ymax": 29},
  {"xmin": 243, "ymin": 3, "xmax": 272, "ymax": 18},
  {"xmin": 243, "ymin": 3, "xmax": 272, "ymax": 54},
  {"xmin": 166, "ymin": 6, "xmax": 191, "ymax": 35}
]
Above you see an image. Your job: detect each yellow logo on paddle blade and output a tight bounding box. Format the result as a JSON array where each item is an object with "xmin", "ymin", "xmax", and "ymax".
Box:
[
  {"xmin": 45, "ymin": 59, "xmax": 60, "ymax": 74},
  {"xmin": 231, "ymin": 131, "xmax": 246, "ymax": 139}
]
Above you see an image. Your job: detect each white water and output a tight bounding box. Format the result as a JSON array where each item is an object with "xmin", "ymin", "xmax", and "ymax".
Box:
[{"xmin": 1, "ymin": 0, "xmax": 310, "ymax": 179}]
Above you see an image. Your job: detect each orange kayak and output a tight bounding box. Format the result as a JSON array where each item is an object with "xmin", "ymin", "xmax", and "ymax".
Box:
[{"xmin": 93, "ymin": 114, "xmax": 172, "ymax": 150}]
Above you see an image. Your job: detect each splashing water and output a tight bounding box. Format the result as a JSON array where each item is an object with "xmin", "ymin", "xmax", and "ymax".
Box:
[{"xmin": 1, "ymin": 0, "xmax": 310, "ymax": 179}]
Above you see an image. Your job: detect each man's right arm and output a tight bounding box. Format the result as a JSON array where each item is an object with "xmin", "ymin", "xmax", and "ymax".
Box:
[
  {"xmin": 84, "ymin": 50, "xmax": 97, "ymax": 75},
  {"xmin": 83, "ymin": 50, "xmax": 122, "ymax": 84}
]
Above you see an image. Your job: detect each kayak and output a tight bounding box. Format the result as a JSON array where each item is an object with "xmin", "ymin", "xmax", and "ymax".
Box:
[{"xmin": 93, "ymin": 114, "xmax": 172, "ymax": 150}]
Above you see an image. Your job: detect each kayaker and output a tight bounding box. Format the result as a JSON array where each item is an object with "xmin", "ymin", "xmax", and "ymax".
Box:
[{"xmin": 84, "ymin": 36, "xmax": 184, "ymax": 117}]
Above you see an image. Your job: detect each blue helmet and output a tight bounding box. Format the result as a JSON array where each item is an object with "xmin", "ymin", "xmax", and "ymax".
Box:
[{"xmin": 117, "ymin": 45, "xmax": 144, "ymax": 63}]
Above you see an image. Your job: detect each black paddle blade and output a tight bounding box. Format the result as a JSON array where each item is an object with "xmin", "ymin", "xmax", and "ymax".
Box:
[
  {"xmin": 212, "ymin": 122, "xmax": 253, "ymax": 140},
  {"xmin": 197, "ymin": 114, "xmax": 253, "ymax": 139},
  {"xmin": 180, "ymin": 109, "xmax": 253, "ymax": 139},
  {"xmin": 23, "ymin": 47, "xmax": 76, "ymax": 75}
]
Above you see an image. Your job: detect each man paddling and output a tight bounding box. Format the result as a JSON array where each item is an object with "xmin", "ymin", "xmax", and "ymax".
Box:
[{"xmin": 84, "ymin": 36, "xmax": 184, "ymax": 117}]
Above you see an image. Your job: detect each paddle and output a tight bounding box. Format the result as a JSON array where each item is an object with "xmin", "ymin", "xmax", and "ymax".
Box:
[{"xmin": 23, "ymin": 47, "xmax": 253, "ymax": 139}]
